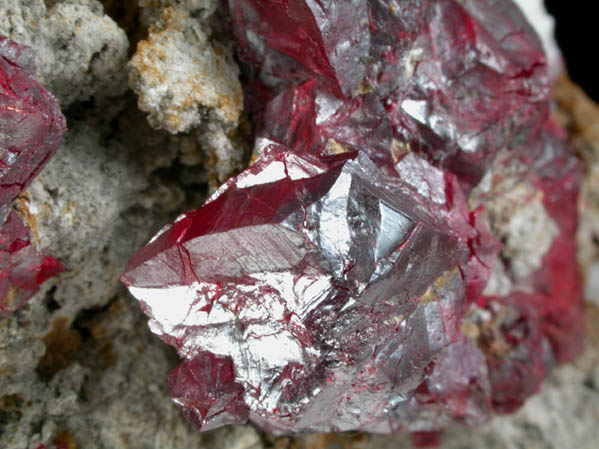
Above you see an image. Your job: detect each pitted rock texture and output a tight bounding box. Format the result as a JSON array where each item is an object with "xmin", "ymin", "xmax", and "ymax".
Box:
[
  {"xmin": 137, "ymin": 0, "xmax": 219, "ymax": 30},
  {"xmin": 555, "ymin": 77, "xmax": 599, "ymax": 304},
  {"xmin": 0, "ymin": 98, "xmax": 219, "ymax": 449},
  {"xmin": 129, "ymin": 6, "xmax": 242, "ymax": 134},
  {"xmin": 0, "ymin": 2, "xmax": 249, "ymax": 447},
  {"xmin": 0, "ymin": 0, "xmax": 129, "ymax": 108},
  {"xmin": 128, "ymin": 0, "xmax": 248, "ymax": 185}
]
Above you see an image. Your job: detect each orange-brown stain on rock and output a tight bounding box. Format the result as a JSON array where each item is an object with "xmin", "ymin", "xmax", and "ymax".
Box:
[
  {"xmin": 133, "ymin": 38, "xmax": 168, "ymax": 86},
  {"xmin": 87, "ymin": 304, "xmax": 121, "ymax": 370},
  {"xmin": 14, "ymin": 192, "xmax": 40, "ymax": 246},
  {"xmin": 36, "ymin": 318, "xmax": 81, "ymax": 380},
  {"xmin": 555, "ymin": 76, "xmax": 599, "ymax": 159},
  {"xmin": 53, "ymin": 429, "xmax": 77, "ymax": 449}
]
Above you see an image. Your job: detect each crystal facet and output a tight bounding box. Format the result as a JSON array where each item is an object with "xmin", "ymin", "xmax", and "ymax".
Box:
[
  {"xmin": 169, "ymin": 351, "xmax": 249, "ymax": 431},
  {"xmin": 124, "ymin": 149, "xmax": 490, "ymax": 433},
  {"xmin": 383, "ymin": 0, "xmax": 550, "ymax": 186},
  {"xmin": 0, "ymin": 211, "xmax": 63, "ymax": 313},
  {"xmin": 230, "ymin": 0, "xmax": 550, "ymax": 187},
  {"xmin": 0, "ymin": 37, "xmax": 66, "ymax": 312},
  {"xmin": 228, "ymin": 0, "xmax": 370, "ymax": 97},
  {"xmin": 123, "ymin": 0, "xmax": 582, "ymax": 437}
]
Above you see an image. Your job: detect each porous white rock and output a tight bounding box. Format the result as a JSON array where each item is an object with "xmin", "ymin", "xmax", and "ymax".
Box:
[
  {"xmin": 0, "ymin": 0, "xmax": 129, "ymax": 107},
  {"xmin": 129, "ymin": 6, "xmax": 243, "ymax": 134}
]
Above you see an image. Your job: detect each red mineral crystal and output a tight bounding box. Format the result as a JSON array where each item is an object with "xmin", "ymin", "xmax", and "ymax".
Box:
[
  {"xmin": 257, "ymin": 80, "xmax": 396, "ymax": 173},
  {"xmin": 382, "ymin": 0, "xmax": 550, "ymax": 186},
  {"xmin": 227, "ymin": 0, "xmax": 370, "ymax": 97},
  {"xmin": 169, "ymin": 352, "xmax": 249, "ymax": 431},
  {"xmin": 123, "ymin": 0, "xmax": 582, "ymax": 439},
  {"xmin": 0, "ymin": 211, "xmax": 62, "ymax": 314},
  {"xmin": 0, "ymin": 37, "xmax": 66, "ymax": 312},
  {"xmin": 124, "ymin": 148, "xmax": 491, "ymax": 433},
  {"xmin": 229, "ymin": 0, "xmax": 550, "ymax": 187}
]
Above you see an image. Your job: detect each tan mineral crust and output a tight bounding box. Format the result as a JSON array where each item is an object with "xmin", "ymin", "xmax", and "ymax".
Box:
[
  {"xmin": 129, "ymin": 6, "xmax": 243, "ymax": 134},
  {"xmin": 0, "ymin": 1, "xmax": 597, "ymax": 449}
]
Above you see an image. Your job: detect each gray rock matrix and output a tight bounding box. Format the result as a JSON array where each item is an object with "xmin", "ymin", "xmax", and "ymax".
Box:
[{"xmin": 0, "ymin": 1, "xmax": 597, "ymax": 449}]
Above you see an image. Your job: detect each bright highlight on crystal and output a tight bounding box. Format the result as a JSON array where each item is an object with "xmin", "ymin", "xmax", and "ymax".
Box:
[{"xmin": 122, "ymin": 0, "xmax": 583, "ymax": 437}]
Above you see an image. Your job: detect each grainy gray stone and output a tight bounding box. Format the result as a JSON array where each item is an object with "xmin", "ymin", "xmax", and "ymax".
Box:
[
  {"xmin": 586, "ymin": 262, "xmax": 599, "ymax": 305},
  {"xmin": 138, "ymin": 0, "xmax": 218, "ymax": 28},
  {"xmin": 128, "ymin": 1, "xmax": 247, "ymax": 185},
  {"xmin": 0, "ymin": 0, "xmax": 129, "ymax": 108}
]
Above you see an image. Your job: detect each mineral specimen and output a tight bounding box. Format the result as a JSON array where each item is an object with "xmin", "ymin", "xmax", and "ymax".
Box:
[
  {"xmin": 122, "ymin": 0, "xmax": 583, "ymax": 438},
  {"xmin": 228, "ymin": 0, "xmax": 550, "ymax": 187},
  {"xmin": 123, "ymin": 148, "xmax": 491, "ymax": 433},
  {"xmin": 0, "ymin": 211, "xmax": 62, "ymax": 313},
  {"xmin": 0, "ymin": 36, "xmax": 66, "ymax": 312}
]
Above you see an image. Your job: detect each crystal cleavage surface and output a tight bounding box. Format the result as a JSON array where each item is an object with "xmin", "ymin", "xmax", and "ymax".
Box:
[
  {"xmin": 0, "ymin": 36, "xmax": 66, "ymax": 313},
  {"xmin": 122, "ymin": 0, "xmax": 582, "ymax": 438},
  {"xmin": 122, "ymin": 149, "xmax": 485, "ymax": 433}
]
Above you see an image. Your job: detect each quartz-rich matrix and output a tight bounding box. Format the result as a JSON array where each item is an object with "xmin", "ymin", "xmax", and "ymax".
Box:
[
  {"xmin": 0, "ymin": 37, "xmax": 65, "ymax": 313},
  {"xmin": 128, "ymin": 1, "xmax": 248, "ymax": 187},
  {"xmin": 0, "ymin": 0, "xmax": 129, "ymax": 109},
  {"xmin": 122, "ymin": 0, "xmax": 583, "ymax": 439}
]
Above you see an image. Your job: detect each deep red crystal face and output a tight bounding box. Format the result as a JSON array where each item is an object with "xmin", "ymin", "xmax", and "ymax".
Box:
[
  {"xmin": 123, "ymin": 0, "xmax": 582, "ymax": 438},
  {"xmin": 227, "ymin": 0, "xmax": 370, "ymax": 97},
  {"xmin": 0, "ymin": 37, "xmax": 66, "ymax": 313},
  {"xmin": 229, "ymin": 0, "xmax": 550, "ymax": 188},
  {"xmin": 169, "ymin": 352, "xmax": 249, "ymax": 431}
]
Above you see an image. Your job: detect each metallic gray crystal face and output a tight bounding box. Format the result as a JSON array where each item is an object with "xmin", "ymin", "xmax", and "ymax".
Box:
[
  {"xmin": 123, "ymin": 150, "xmax": 475, "ymax": 433},
  {"xmin": 120, "ymin": 0, "xmax": 582, "ymax": 438}
]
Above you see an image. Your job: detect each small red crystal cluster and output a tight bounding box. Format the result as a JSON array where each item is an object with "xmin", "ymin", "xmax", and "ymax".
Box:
[
  {"xmin": 122, "ymin": 0, "xmax": 583, "ymax": 438},
  {"xmin": 0, "ymin": 37, "xmax": 65, "ymax": 314}
]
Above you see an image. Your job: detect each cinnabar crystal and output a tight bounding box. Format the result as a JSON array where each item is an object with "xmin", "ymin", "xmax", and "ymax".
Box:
[
  {"xmin": 122, "ymin": 0, "xmax": 582, "ymax": 438},
  {"xmin": 0, "ymin": 37, "xmax": 66, "ymax": 313}
]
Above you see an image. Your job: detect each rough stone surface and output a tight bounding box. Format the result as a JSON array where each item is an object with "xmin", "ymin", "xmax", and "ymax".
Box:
[
  {"xmin": 137, "ymin": 0, "xmax": 218, "ymax": 28},
  {"xmin": 129, "ymin": 0, "xmax": 248, "ymax": 185},
  {"xmin": 0, "ymin": 0, "xmax": 129, "ymax": 108},
  {"xmin": 555, "ymin": 77, "xmax": 599, "ymax": 302},
  {"xmin": 129, "ymin": 6, "xmax": 242, "ymax": 134},
  {"xmin": 0, "ymin": 2, "xmax": 597, "ymax": 449},
  {"xmin": 0, "ymin": 2, "xmax": 248, "ymax": 448}
]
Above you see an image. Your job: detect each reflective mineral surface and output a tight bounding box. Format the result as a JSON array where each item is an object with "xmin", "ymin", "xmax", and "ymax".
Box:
[
  {"xmin": 122, "ymin": 0, "xmax": 583, "ymax": 437},
  {"xmin": 0, "ymin": 37, "xmax": 65, "ymax": 313}
]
